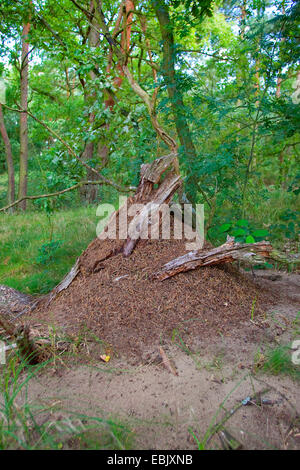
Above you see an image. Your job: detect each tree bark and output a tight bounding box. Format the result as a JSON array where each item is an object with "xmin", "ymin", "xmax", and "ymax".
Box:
[
  {"xmin": 18, "ymin": 22, "xmax": 30, "ymax": 211},
  {"xmin": 275, "ymin": 1, "xmax": 286, "ymax": 98},
  {"xmin": 0, "ymin": 104, "xmax": 15, "ymax": 211}
]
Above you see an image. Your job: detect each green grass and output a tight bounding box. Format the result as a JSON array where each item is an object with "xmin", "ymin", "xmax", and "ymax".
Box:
[
  {"xmin": 263, "ymin": 345, "xmax": 300, "ymax": 382},
  {"xmin": 0, "ymin": 173, "xmax": 7, "ymax": 204},
  {"xmin": 0, "ymin": 206, "xmax": 99, "ymax": 295},
  {"xmin": 0, "ymin": 167, "xmax": 123, "ymax": 295}
]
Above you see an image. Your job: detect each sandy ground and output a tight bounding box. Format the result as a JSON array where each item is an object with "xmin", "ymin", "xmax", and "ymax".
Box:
[{"xmin": 5, "ymin": 270, "xmax": 299, "ymax": 450}]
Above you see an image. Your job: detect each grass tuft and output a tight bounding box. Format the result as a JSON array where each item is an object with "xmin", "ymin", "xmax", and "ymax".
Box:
[{"xmin": 263, "ymin": 345, "xmax": 300, "ymax": 381}]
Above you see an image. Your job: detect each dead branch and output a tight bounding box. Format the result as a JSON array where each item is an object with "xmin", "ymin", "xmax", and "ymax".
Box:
[
  {"xmin": 159, "ymin": 346, "xmax": 178, "ymax": 376},
  {"xmin": 152, "ymin": 238, "xmax": 273, "ymax": 280},
  {"xmin": 47, "ymin": 258, "xmax": 81, "ymax": 305},
  {"xmin": 123, "ymin": 171, "xmax": 181, "ymax": 256},
  {"xmin": 0, "ymin": 180, "xmax": 135, "ymax": 213}
]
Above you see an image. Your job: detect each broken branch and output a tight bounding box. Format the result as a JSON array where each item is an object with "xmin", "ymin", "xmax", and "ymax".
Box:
[{"xmin": 152, "ymin": 239, "xmax": 273, "ymax": 280}]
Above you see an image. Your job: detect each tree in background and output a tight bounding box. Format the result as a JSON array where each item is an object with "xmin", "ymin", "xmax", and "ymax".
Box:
[
  {"xmin": 0, "ymin": 77, "xmax": 15, "ymax": 210},
  {"xmin": 18, "ymin": 20, "xmax": 31, "ymax": 210},
  {"xmin": 0, "ymin": 0, "xmax": 298, "ymax": 248}
]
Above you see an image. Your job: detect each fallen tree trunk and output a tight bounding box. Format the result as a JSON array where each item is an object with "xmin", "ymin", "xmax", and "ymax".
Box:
[{"xmin": 152, "ymin": 237, "xmax": 273, "ymax": 281}]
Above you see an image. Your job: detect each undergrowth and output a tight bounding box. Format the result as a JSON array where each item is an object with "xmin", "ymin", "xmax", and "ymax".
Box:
[{"xmin": 0, "ymin": 207, "xmax": 98, "ymax": 294}]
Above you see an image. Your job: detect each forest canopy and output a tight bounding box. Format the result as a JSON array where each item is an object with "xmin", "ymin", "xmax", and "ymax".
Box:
[{"xmin": 0, "ymin": 0, "xmax": 299, "ymax": 247}]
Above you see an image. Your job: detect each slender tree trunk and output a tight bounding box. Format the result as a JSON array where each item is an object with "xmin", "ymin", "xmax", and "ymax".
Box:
[
  {"xmin": 236, "ymin": 0, "xmax": 247, "ymax": 157},
  {"xmin": 82, "ymin": 0, "xmax": 134, "ymax": 203},
  {"xmin": 89, "ymin": 0, "xmax": 133, "ymax": 201},
  {"xmin": 0, "ymin": 104, "xmax": 15, "ymax": 211},
  {"xmin": 81, "ymin": 2, "xmax": 101, "ymax": 203},
  {"xmin": 152, "ymin": 0, "xmax": 198, "ymax": 205},
  {"xmin": 276, "ymin": 1, "xmax": 286, "ymax": 98},
  {"xmin": 18, "ymin": 22, "xmax": 30, "ymax": 211}
]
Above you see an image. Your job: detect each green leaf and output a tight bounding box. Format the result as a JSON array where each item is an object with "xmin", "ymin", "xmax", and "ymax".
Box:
[
  {"xmin": 236, "ymin": 219, "xmax": 249, "ymax": 227},
  {"xmin": 252, "ymin": 229, "xmax": 269, "ymax": 238},
  {"xmin": 231, "ymin": 228, "xmax": 246, "ymax": 237},
  {"xmin": 219, "ymin": 223, "xmax": 231, "ymax": 233},
  {"xmin": 264, "ymin": 262, "xmax": 274, "ymax": 269},
  {"xmin": 246, "ymin": 235, "xmax": 255, "ymax": 244}
]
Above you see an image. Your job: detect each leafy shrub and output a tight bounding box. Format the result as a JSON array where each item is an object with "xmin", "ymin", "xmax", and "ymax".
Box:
[
  {"xmin": 270, "ymin": 209, "xmax": 300, "ymax": 242},
  {"xmin": 36, "ymin": 240, "xmax": 63, "ymax": 265},
  {"xmin": 218, "ymin": 218, "xmax": 269, "ymax": 244}
]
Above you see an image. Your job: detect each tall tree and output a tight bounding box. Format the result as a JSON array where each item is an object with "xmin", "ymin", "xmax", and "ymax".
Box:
[
  {"xmin": 0, "ymin": 104, "xmax": 15, "ymax": 210},
  {"xmin": 81, "ymin": 1, "xmax": 101, "ymax": 202},
  {"xmin": 152, "ymin": 0, "xmax": 213, "ymax": 205},
  {"xmin": 18, "ymin": 21, "xmax": 31, "ymax": 210},
  {"xmin": 152, "ymin": 0, "xmax": 199, "ymax": 205}
]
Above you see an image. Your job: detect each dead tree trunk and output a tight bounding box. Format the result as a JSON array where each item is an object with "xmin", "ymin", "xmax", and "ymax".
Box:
[
  {"xmin": 152, "ymin": 237, "xmax": 273, "ymax": 280},
  {"xmin": 44, "ymin": 152, "xmax": 181, "ymax": 303}
]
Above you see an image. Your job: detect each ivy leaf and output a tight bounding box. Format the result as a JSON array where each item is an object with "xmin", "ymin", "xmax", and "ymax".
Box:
[{"xmin": 246, "ymin": 235, "xmax": 255, "ymax": 244}]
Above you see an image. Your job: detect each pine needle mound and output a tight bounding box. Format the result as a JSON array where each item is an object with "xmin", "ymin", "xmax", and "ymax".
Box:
[{"xmin": 30, "ymin": 234, "xmax": 274, "ymax": 359}]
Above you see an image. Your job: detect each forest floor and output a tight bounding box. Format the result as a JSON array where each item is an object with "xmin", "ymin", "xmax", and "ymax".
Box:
[{"xmin": 1, "ymin": 269, "xmax": 299, "ymax": 450}]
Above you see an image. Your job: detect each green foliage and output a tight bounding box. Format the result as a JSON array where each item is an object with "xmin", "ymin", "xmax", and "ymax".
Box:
[
  {"xmin": 35, "ymin": 239, "xmax": 63, "ymax": 265},
  {"xmin": 217, "ymin": 218, "xmax": 269, "ymax": 243},
  {"xmin": 0, "ymin": 0, "xmax": 298, "ymax": 297},
  {"xmin": 263, "ymin": 345, "xmax": 300, "ymax": 382}
]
